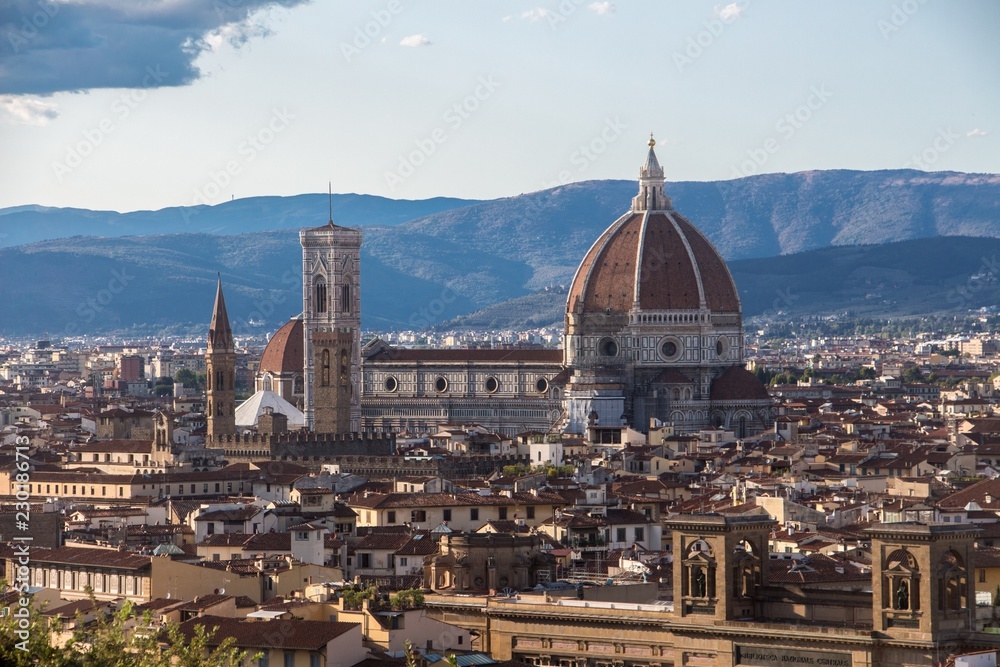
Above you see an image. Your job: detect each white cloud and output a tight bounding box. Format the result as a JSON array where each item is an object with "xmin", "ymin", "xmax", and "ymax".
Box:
[
  {"xmin": 202, "ymin": 13, "xmax": 274, "ymax": 53},
  {"xmin": 588, "ymin": 2, "xmax": 616, "ymax": 15},
  {"xmin": 400, "ymin": 34, "xmax": 432, "ymax": 47},
  {"xmin": 967, "ymin": 128, "xmax": 989, "ymax": 138},
  {"xmin": 517, "ymin": 8, "xmax": 551, "ymax": 22},
  {"xmin": 714, "ymin": 2, "xmax": 746, "ymax": 21},
  {"xmin": 0, "ymin": 96, "xmax": 59, "ymax": 126}
]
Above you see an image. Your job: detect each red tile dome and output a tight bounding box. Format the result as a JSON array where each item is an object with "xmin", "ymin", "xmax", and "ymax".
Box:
[{"xmin": 259, "ymin": 318, "xmax": 303, "ymax": 374}]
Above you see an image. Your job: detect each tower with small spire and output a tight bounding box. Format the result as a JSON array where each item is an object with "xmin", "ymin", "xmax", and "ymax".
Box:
[
  {"xmin": 300, "ymin": 206, "xmax": 362, "ymax": 434},
  {"xmin": 206, "ymin": 277, "xmax": 236, "ymax": 442},
  {"xmin": 631, "ymin": 133, "xmax": 671, "ymax": 212}
]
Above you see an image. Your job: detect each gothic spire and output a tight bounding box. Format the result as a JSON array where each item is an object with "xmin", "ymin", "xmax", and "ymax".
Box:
[{"xmin": 208, "ymin": 276, "xmax": 234, "ymax": 352}]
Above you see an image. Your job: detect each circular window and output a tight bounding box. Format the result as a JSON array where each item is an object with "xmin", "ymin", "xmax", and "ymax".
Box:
[
  {"xmin": 716, "ymin": 337, "xmax": 728, "ymax": 359},
  {"xmin": 434, "ymin": 376, "xmax": 448, "ymax": 393},
  {"xmin": 485, "ymin": 376, "xmax": 499, "ymax": 393},
  {"xmin": 536, "ymin": 377, "xmax": 549, "ymax": 393},
  {"xmin": 598, "ymin": 337, "xmax": 619, "ymax": 357},
  {"xmin": 660, "ymin": 337, "xmax": 682, "ymax": 361},
  {"xmin": 384, "ymin": 376, "xmax": 398, "ymax": 392}
]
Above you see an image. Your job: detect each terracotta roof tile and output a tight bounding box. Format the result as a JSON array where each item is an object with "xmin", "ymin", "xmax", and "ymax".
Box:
[
  {"xmin": 176, "ymin": 615, "xmax": 358, "ymax": 651},
  {"xmin": 259, "ymin": 318, "xmax": 304, "ymax": 374}
]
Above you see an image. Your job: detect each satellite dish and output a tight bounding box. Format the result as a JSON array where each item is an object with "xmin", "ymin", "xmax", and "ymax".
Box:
[
  {"xmin": 166, "ymin": 593, "xmax": 171, "ymax": 599},
  {"xmin": 219, "ymin": 588, "xmax": 225, "ymax": 594}
]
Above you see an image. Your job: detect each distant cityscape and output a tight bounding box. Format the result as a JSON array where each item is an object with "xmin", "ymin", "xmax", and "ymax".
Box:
[{"xmin": 2, "ymin": 143, "xmax": 1000, "ymax": 667}]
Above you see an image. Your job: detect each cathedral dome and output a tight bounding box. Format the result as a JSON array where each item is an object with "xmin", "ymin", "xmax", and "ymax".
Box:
[
  {"xmin": 260, "ymin": 318, "xmax": 303, "ymax": 374},
  {"xmin": 567, "ymin": 210, "xmax": 740, "ymax": 314},
  {"xmin": 567, "ymin": 137, "xmax": 739, "ymax": 316}
]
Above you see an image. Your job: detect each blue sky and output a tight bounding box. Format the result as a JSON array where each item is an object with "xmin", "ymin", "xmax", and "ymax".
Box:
[{"xmin": 0, "ymin": 0, "xmax": 997, "ymax": 212}]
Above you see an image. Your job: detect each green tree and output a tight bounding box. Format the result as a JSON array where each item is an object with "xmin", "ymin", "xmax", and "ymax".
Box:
[
  {"xmin": 69, "ymin": 600, "xmax": 166, "ymax": 667},
  {"xmin": 901, "ymin": 366, "xmax": 924, "ymax": 384},
  {"xmin": 174, "ymin": 369, "xmax": 205, "ymax": 391},
  {"xmin": 390, "ymin": 588, "xmax": 425, "ymax": 609},
  {"xmin": 404, "ymin": 641, "xmax": 420, "ymax": 667},
  {"xmin": 501, "ymin": 463, "xmax": 532, "ymax": 477},
  {"xmin": 341, "ymin": 585, "xmax": 377, "ymax": 610},
  {"xmin": 0, "ymin": 589, "xmax": 258, "ymax": 667},
  {"xmin": 153, "ymin": 376, "xmax": 174, "ymax": 397},
  {"xmin": 165, "ymin": 622, "xmax": 257, "ymax": 667},
  {"xmin": 0, "ymin": 597, "xmax": 77, "ymax": 667}
]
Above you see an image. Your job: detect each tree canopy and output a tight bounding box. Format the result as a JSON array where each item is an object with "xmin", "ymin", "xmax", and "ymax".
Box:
[{"xmin": 0, "ymin": 593, "xmax": 257, "ymax": 667}]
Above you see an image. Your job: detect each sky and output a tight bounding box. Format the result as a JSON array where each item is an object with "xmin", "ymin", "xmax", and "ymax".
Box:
[{"xmin": 0, "ymin": 0, "xmax": 997, "ymax": 213}]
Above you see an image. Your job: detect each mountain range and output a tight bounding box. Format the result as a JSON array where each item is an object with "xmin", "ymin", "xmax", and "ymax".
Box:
[{"xmin": 1, "ymin": 169, "xmax": 998, "ymax": 337}]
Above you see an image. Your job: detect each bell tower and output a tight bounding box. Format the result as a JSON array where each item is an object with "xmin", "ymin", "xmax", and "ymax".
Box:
[
  {"xmin": 867, "ymin": 522, "xmax": 979, "ymax": 641},
  {"xmin": 205, "ymin": 277, "xmax": 236, "ymax": 442},
  {"xmin": 300, "ymin": 216, "xmax": 361, "ymax": 433},
  {"xmin": 666, "ymin": 513, "xmax": 774, "ymax": 623}
]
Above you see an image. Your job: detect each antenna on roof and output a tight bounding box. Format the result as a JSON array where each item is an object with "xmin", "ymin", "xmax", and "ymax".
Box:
[{"xmin": 328, "ymin": 182, "xmax": 333, "ymax": 224}]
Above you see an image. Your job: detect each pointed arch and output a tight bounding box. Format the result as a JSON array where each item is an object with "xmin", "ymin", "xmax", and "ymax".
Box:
[
  {"xmin": 341, "ymin": 275, "xmax": 353, "ymax": 314},
  {"xmin": 314, "ymin": 277, "xmax": 328, "ymax": 314}
]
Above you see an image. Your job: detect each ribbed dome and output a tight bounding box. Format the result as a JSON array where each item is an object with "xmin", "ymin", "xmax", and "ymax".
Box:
[
  {"xmin": 567, "ymin": 210, "xmax": 740, "ymax": 314},
  {"xmin": 260, "ymin": 318, "xmax": 303, "ymax": 374}
]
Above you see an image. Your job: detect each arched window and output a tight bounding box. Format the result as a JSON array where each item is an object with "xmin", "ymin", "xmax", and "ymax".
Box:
[
  {"xmin": 937, "ymin": 550, "xmax": 967, "ymax": 611},
  {"xmin": 342, "ymin": 280, "xmax": 352, "ymax": 314},
  {"xmin": 683, "ymin": 540, "xmax": 716, "ymax": 604},
  {"xmin": 262, "ymin": 374, "xmax": 272, "ymax": 392},
  {"xmin": 315, "ymin": 279, "xmax": 327, "ymax": 314},
  {"xmin": 293, "ymin": 376, "xmax": 304, "ymax": 394},
  {"xmin": 340, "ymin": 349, "xmax": 349, "ymax": 383},
  {"xmin": 884, "ymin": 548, "xmax": 920, "ymax": 612},
  {"xmin": 735, "ymin": 539, "xmax": 761, "ymax": 599},
  {"xmin": 321, "ymin": 349, "xmax": 331, "ymax": 387}
]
